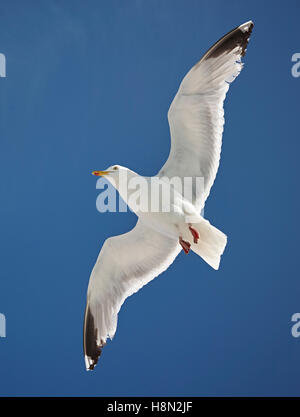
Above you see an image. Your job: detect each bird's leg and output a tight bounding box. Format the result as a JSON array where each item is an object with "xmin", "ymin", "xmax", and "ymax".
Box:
[
  {"xmin": 188, "ymin": 225, "xmax": 200, "ymax": 244},
  {"xmin": 179, "ymin": 236, "xmax": 191, "ymax": 254}
]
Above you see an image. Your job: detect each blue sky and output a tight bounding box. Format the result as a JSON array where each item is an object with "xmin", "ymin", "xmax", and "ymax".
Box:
[{"xmin": 0, "ymin": 0, "xmax": 300, "ymax": 396}]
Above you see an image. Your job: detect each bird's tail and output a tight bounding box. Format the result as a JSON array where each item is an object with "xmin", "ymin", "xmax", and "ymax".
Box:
[{"xmin": 190, "ymin": 218, "xmax": 227, "ymax": 270}]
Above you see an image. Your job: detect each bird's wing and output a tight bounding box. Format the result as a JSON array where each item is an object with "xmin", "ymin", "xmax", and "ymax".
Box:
[
  {"xmin": 159, "ymin": 21, "xmax": 254, "ymax": 210},
  {"xmin": 84, "ymin": 219, "xmax": 180, "ymax": 370}
]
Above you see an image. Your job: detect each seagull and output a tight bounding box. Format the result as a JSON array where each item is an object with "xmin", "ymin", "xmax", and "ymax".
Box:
[{"xmin": 84, "ymin": 21, "xmax": 254, "ymax": 370}]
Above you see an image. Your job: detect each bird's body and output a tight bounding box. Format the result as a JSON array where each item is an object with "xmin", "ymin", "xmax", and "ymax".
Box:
[
  {"xmin": 118, "ymin": 172, "xmax": 199, "ymax": 238},
  {"xmin": 84, "ymin": 21, "xmax": 254, "ymax": 370}
]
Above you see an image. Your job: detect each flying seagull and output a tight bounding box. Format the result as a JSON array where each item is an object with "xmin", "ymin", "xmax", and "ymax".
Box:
[{"xmin": 84, "ymin": 21, "xmax": 254, "ymax": 370}]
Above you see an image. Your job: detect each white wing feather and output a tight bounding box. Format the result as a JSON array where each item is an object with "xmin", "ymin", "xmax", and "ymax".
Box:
[
  {"xmin": 159, "ymin": 21, "xmax": 254, "ymax": 210},
  {"xmin": 84, "ymin": 220, "xmax": 180, "ymax": 370}
]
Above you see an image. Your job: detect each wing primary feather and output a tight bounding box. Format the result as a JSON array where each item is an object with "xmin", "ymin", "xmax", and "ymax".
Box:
[
  {"xmin": 83, "ymin": 303, "xmax": 104, "ymax": 370},
  {"xmin": 195, "ymin": 20, "xmax": 254, "ymax": 67}
]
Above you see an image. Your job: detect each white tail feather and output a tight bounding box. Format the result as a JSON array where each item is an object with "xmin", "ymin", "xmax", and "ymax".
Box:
[{"xmin": 190, "ymin": 219, "xmax": 227, "ymax": 270}]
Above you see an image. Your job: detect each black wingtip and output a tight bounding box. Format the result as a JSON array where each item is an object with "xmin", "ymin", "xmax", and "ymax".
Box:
[
  {"xmin": 197, "ymin": 20, "xmax": 254, "ymax": 66},
  {"xmin": 83, "ymin": 304, "xmax": 104, "ymax": 371}
]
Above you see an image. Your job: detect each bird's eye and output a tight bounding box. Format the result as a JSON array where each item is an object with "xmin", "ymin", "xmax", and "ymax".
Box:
[{"xmin": 113, "ymin": 166, "xmax": 118, "ymax": 170}]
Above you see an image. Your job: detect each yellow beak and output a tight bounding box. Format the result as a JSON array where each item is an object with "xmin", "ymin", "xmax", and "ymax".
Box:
[{"xmin": 92, "ymin": 170, "xmax": 110, "ymax": 177}]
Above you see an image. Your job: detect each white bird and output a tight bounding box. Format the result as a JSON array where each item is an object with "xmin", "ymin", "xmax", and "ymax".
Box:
[{"xmin": 84, "ymin": 21, "xmax": 254, "ymax": 370}]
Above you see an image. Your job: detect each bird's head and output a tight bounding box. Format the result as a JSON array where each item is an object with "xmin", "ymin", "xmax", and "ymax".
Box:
[
  {"xmin": 92, "ymin": 165, "xmax": 136, "ymax": 190},
  {"xmin": 92, "ymin": 164, "xmax": 124, "ymax": 178}
]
